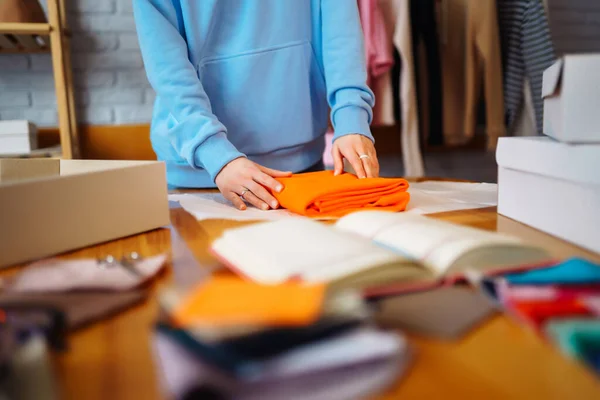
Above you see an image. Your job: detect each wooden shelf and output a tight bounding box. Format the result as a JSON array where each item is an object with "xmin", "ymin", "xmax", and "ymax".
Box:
[
  {"xmin": 0, "ymin": 145, "xmax": 62, "ymax": 159},
  {"xmin": 0, "ymin": 22, "xmax": 51, "ymax": 35},
  {"xmin": 0, "ymin": 0, "xmax": 80, "ymax": 159},
  {"xmin": 0, "ymin": 23, "xmax": 51, "ymax": 53}
]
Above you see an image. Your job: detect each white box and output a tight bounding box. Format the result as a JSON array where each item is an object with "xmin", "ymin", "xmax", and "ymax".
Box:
[
  {"xmin": 0, "ymin": 120, "xmax": 38, "ymax": 154},
  {"xmin": 0, "ymin": 160, "xmax": 170, "ymax": 269},
  {"xmin": 496, "ymin": 137, "xmax": 600, "ymax": 254},
  {"xmin": 542, "ymin": 54, "xmax": 600, "ymax": 143}
]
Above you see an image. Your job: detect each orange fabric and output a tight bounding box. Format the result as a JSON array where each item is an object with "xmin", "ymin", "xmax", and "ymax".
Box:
[
  {"xmin": 172, "ymin": 276, "xmax": 325, "ymax": 328},
  {"xmin": 274, "ymin": 171, "xmax": 410, "ymax": 218}
]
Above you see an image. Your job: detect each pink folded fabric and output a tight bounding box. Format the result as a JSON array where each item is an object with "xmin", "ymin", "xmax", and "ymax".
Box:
[{"xmin": 8, "ymin": 254, "xmax": 167, "ymax": 293}]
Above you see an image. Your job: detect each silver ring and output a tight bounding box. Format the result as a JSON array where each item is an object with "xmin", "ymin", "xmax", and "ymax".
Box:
[
  {"xmin": 240, "ymin": 187, "xmax": 249, "ymax": 197},
  {"xmin": 359, "ymin": 154, "xmax": 370, "ymax": 160}
]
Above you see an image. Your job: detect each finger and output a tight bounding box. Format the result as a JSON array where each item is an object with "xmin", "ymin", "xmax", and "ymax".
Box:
[
  {"xmin": 346, "ymin": 152, "xmax": 367, "ymax": 179},
  {"xmin": 362, "ymin": 156, "xmax": 376, "ymax": 178},
  {"xmin": 247, "ymin": 180, "xmax": 279, "ymax": 209},
  {"xmin": 241, "ymin": 189, "xmax": 270, "ymax": 210},
  {"xmin": 254, "ymin": 171, "xmax": 284, "ymax": 193},
  {"xmin": 258, "ymin": 165, "xmax": 293, "ymax": 178},
  {"xmin": 333, "ymin": 147, "xmax": 344, "ymax": 176},
  {"xmin": 227, "ymin": 192, "xmax": 246, "ymax": 210},
  {"xmin": 360, "ymin": 150, "xmax": 379, "ymax": 178},
  {"xmin": 369, "ymin": 154, "xmax": 380, "ymax": 178},
  {"xmin": 368, "ymin": 148, "xmax": 380, "ymax": 178}
]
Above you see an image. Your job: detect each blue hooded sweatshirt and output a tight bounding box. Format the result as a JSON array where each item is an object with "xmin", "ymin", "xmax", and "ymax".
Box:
[{"xmin": 133, "ymin": 0, "xmax": 375, "ymax": 188}]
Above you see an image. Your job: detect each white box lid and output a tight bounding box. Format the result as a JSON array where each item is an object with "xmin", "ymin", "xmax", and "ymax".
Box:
[
  {"xmin": 496, "ymin": 137, "xmax": 600, "ymax": 186},
  {"xmin": 542, "ymin": 53, "xmax": 600, "ymax": 99}
]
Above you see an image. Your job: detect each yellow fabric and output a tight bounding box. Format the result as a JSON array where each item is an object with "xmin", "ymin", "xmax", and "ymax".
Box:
[{"xmin": 464, "ymin": 0, "xmax": 505, "ymax": 150}]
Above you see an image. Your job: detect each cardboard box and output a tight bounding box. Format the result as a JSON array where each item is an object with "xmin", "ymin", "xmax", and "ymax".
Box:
[
  {"xmin": 0, "ymin": 160, "xmax": 170, "ymax": 269},
  {"xmin": 0, "ymin": 159, "xmax": 60, "ymax": 183},
  {"xmin": 542, "ymin": 54, "xmax": 600, "ymax": 143},
  {"xmin": 496, "ymin": 137, "xmax": 600, "ymax": 254},
  {"xmin": 0, "ymin": 120, "xmax": 38, "ymax": 154}
]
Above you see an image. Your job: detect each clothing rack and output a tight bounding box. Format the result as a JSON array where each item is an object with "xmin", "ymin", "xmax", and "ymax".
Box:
[{"xmin": 361, "ymin": 0, "xmax": 556, "ymax": 177}]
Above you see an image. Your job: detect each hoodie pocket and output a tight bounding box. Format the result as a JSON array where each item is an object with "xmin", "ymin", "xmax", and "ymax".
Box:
[{"xmin": 198, "ymin": 41, "xmax": 328, "ymax": 156}]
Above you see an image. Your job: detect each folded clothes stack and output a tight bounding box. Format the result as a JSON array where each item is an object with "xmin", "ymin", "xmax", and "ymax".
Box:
[
  {"xmin": 476, "ymin": 258, "xmax": 600, "ymax": 375},
  {"xmin": 152, "ymin": 276, "xmax": 411, "ymax": 400},
  {"xmin": 273, "ymin": 171, "xmax": 411, "ymax": 218}
]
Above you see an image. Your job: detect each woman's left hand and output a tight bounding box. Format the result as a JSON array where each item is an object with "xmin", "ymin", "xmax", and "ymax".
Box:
[{"xmin": 332, "ymin": 134, "xmax": 380, "ymax": 178}]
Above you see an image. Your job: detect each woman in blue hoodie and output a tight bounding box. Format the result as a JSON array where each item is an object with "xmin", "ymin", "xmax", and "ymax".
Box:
[{"xmin": 134, "ymin": 0, "xmax": 380, "ymax": 211}]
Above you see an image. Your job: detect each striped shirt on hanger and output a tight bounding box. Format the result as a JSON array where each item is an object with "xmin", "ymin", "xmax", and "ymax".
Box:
[{"xmin": 497, "ymin": 0, "xmax": 556, "ymax": 135}]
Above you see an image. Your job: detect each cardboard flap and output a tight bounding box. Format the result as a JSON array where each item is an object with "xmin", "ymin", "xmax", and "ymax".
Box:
[{"xmin": 542, "ymin": 58, "xmax": 564, "ymax": 99}]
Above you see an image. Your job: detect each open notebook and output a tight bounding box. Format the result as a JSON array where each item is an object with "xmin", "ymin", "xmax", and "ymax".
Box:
[{"xmin": 211, "ymin": 211, "xmax": 552, "ymax": 296}]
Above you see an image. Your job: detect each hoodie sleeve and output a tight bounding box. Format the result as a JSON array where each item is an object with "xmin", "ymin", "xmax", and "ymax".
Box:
[
  {"xmin": 133, "ymin": 0, "xmax": 245, "ymax": 181},
  {"xmin": 321, "ymin": 0, "xmax": 376, "ymax": 142}
]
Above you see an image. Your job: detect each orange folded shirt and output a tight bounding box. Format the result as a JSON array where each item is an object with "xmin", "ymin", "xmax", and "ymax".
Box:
[
  {"xmin": 171, "ymin": 276, "xmax": 326, "ymax": 328},
  {"xmin": 273, "ymin": 171, "xmax": 410, "ymax": 218}
]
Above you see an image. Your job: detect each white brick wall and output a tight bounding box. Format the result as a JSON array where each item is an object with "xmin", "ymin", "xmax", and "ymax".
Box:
[
  {"xmin": 1, "ymin": 0, "xmax": 598, "ymax": 128},
  {"xmin": 0, "ymin": 0, "xmax": 153, "ymax": 127}
]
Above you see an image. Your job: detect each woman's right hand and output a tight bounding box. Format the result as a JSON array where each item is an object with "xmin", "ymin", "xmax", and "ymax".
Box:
[{"xmin": 215, "ymin": 158, "xmax": 292, "ymax": 210}]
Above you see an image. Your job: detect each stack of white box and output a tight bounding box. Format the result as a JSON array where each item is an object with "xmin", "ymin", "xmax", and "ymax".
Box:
[
  {"xmin": 496, "ymin": 54, "xmax": 600, "ymax": 254},
  {"xmin": 0, "ymin": 120, "xmax": 38, "ymax": 156}
]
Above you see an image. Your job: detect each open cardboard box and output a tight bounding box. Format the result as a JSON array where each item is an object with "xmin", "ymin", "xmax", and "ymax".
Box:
[{"xmin": 0, "ymin": 159, "xmax": 170, "ymax": 269}]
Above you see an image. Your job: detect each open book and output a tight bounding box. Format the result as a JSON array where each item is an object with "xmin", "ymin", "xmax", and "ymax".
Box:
[{"xmin": 211, "ymin": 211, "xmax": 552, "ymax": 296}]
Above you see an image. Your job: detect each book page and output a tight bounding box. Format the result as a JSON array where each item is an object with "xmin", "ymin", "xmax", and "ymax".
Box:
[
  {"xmin": 212, "ymin": 218, "xmax": 409, "ymax": 285},
  {"xmin": 335, "ymin": 212, "xmax": 521, "ymax": 275}
]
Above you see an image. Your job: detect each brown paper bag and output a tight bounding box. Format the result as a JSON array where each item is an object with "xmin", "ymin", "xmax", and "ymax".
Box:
[{"xmin": 0, "ymin": 0, "xmax": 47, "ymax": 23}]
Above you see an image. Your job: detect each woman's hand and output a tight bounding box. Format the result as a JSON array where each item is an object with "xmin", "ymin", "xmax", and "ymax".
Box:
[
  {"xmin": 215, "ymin": 158, "xmax": 292, "ymax": 210},
  {"xmin": 332, "ymin": 134, "xmax": 380, "ymax": 178}
]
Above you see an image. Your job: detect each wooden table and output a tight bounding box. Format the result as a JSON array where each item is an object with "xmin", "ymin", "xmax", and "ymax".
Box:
[{"xmin": 23, "ymin": 195, "xmax": 600, "ymax": 399}]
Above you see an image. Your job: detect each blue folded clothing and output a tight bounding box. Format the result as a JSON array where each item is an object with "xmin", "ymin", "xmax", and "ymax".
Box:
[{"xmin": 504, "ymin": 258, "xmax": 600, "ymax": 286}]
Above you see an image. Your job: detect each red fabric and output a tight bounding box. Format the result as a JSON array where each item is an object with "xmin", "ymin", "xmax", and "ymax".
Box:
[{"xmin": 512, "ymin": 299, "xmax": 592, "ymax": 330}]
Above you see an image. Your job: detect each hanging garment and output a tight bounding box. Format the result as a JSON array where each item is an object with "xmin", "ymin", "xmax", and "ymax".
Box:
[
  {"xmin": 438, "ymin": 0, "xmax": 468, "ymax": 145},
  {"xmin": 409, "ymin": 0, "xmax": 444, "ymax": 147},
  {"xmin": 497, "ymin": 0, "xmax": 556, "ymax": 135},
  {"xmin": 391, "ymin": 48, "xmax": 402, "ymax": 124},
  {"xmin": 358, "ymin": 0, "xmax": 395, "ymax": 86},
  {"xmin": 368, "ymin": 0, "xmax": 398, "ymax": 126},
  {"xmin": 392, "ymin": 0, "xmax": 425, "ymax": 177},
  {"xmin": 464, "ymin": 0, "xmax": 505, "ymax": 150},
  {"xmin": 325, "ymin": 0, "xmax": 394, "ymax": 168},
  {"xmin": 358, "ymin": 0, "xmax": 395, "ymax": 127}
]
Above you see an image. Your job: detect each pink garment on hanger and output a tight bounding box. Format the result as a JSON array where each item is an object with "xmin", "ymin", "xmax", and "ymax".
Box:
[
  {"xmin": 358, "ymin": 0, "xmax": 394, "ymax": 86},
  {"xmin": 324, "ymin": 0, "xmax": 395, "ymax": 167}
]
